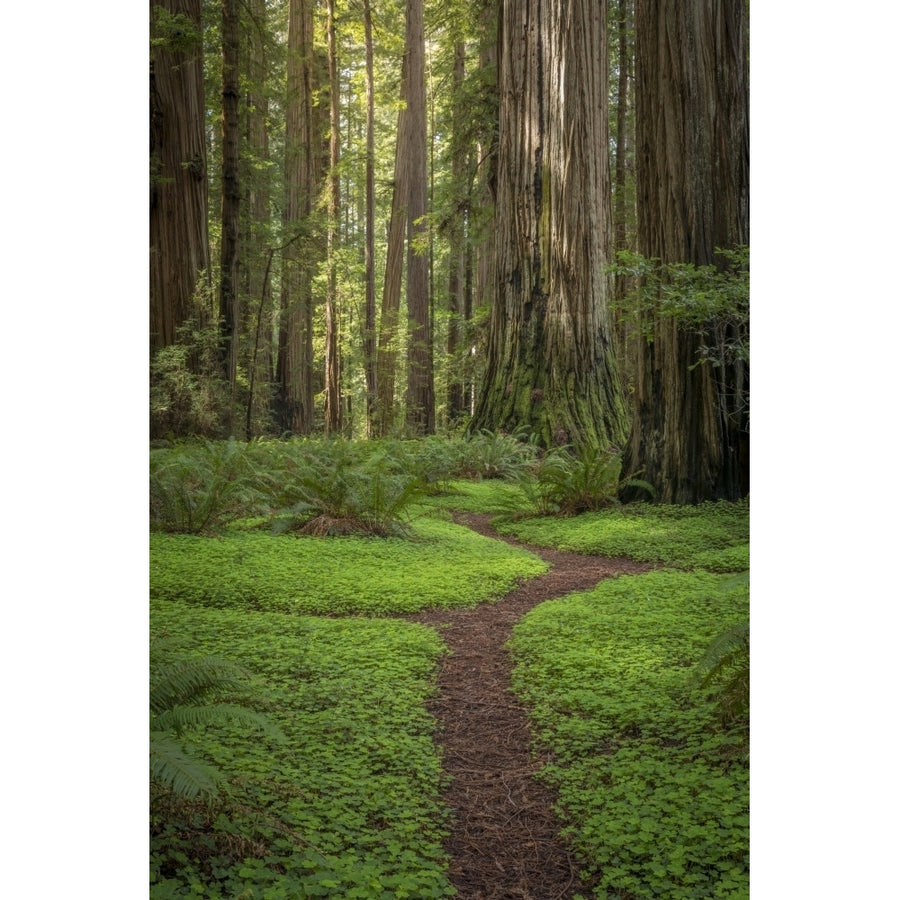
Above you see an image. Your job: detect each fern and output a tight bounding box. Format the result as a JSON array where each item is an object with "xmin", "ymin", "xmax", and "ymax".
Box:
[
  {"xmin": 150, "ymin": 439, "xmax": 264, "ymax": 534},
  {"xmin": 524, "ymin": 444, "xmax": 655, "ymax": 516},
  {"xmin": 150, "ymin": 647, "xmax": 283, "ymax": 802},
  {"xmin": 150, "ymin": 655, "xmax": 251, "ymax": 717},
  {"xmin": 149, "ymin": 732, "xmax": 223, "ymax": 801},
  {"xmin": 260, "ymin": 439, "xmax": 425, "ymax": 536},
  {"xmin": 692, "ymin": 618, "xmax": 749, "ymax": 734}
]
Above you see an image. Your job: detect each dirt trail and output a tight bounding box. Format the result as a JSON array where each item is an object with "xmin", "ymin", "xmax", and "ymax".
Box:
[{"xmin": 407, "ymin": 513, "xmax": 652, "ymax": 900}]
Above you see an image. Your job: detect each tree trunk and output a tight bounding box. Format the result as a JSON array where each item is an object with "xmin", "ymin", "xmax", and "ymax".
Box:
[
  {"xmin": 613, "ymin": 0, "xmax": 631, "ymax": 256},
  {"xmin": 219, "ymin": 0, "xmax": 241, "ymax": 433},
  {"xmin": 276, "ymin": 0, "xmax": 319, "ymax": 435},
  {"xmin": 471, "ymin": 0, "xmax": 628, "ymax": 450},
  {"xmin": 324, "ymin": 0, "xmax": 342, "ymax": 435},
  {"xmin": 362, "ymin": 0, "xmax": 377, "ymax": 437},
  {"xmin": 623, "ymin": 0, "xmax": 749, "ymax": 503},
  {"xmin": 374, "ymin": 54, "xmax": 411, "ymax": 438},
  {"xmin": 447, "ymin": 41, "xmax": 468, "ymax": 423},
  {"xmin": 243, "ymin": 0, "xmax": 273, "ymax": 439},
  {"xmin": 404, "ymin": 0, "xmax": 434, "ymax": 435},
  {"xmin": 149, "ymin": 0, "xmax": 210, "ymax": 355}
]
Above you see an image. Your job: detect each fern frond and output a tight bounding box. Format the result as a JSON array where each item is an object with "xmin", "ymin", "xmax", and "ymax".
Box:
[
  {"xmin": 693, "ymin": 622, "xmax": 749, "ymax": 688},
  {"xmin": 149, "ymin": 656, "xmax": 251, "ymax": 714},
  {"xmin": 620, "ymin": 477, "xmax": 656, "ymax": 499},
  {"xmin": 153, "ymin": 704, "xmax": 286, "ymax": 741},
  {"xmin": 691, "ymin": 621, "xmax": 749, "ymax": 730},
  {"xmin": 150, "ymin": 732, "xmax": 222, "ymax": 800}
]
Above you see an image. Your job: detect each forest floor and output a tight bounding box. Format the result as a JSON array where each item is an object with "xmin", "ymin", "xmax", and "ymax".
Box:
[{"xmin": 407, "ymin": 513, "xmax": 654, "ymax": 900}]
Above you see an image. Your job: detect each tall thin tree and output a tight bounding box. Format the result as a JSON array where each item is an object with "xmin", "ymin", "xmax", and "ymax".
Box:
[
  {"xmin": 362, "ymin": 0, "xmax": 377, "ymax": 436},
  {"xmin": 446, "ymin": 40, "xmax": 469, "ymax": 423},
  {"xmin": 324, "ymin": 0, "xmax": 342, "ymax": 434},
  {"xmin": 277, "ymin": 0, "xmax": 319, "ymax": 435},
  {"xmin": 404, "ymin": 0, "xmax": 434, "ymax": 435},
  {"xmin": 374, "ymin": 52, "xmax": 411, "ymax": 438},
  {"xmin": 219, "ymin": 0, "xmax": 241, "ymax": 432}
]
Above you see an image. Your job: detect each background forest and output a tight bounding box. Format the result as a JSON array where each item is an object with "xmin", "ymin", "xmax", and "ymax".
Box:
[{"xmin": 150, "ymin": 0, "xmax": 749, "ymax": 504}]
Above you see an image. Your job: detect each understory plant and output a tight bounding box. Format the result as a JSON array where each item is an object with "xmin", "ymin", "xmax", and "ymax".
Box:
[
  {"xmin": 150, "ymin": 515, "xmax": 547, "ymax": 616},
  {"xmin": 150, "ymin": 439, "xmax": 265, "ymax": 534},
  {"xmin": 518, "ymin": 444, "xmax": 655, "ymax": 516},
  {"xmin": 150, "ymin": 308, "xmax": 230, "ymax": 440},
  {"xmin": 494, "ymin": 499, "xmax": 749, "ymax": 571},
  {"xmin": 150, "ymin": 602, "xmax": 454, "ymax": 899},
  {"xmin": 150, "ymin": 645, "xmax": 283, "ymax": 801},
  {"xmin": 511, "ymin": 570, "xmax": 750, "ymax": 899},
  {"xmin": 691, "ymin": 574, "xmax": 750, "ymax": 740},
  {"xmin": 456, "ymin": 427, "xmax": 539, "ymax": 480},
  {"xmin": 609, "ymin": 245, "xmax": 749, "ymax": 370},
  {"xmin": 257, "ymin": 439, "xmax": 427, "ymax": 536}
]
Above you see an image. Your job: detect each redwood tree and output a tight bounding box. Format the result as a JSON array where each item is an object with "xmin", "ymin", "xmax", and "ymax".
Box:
[
  {"xmin": 470, "ymin": 0, "xmax": 628, "ymax": 449},
  {"xmin": 276, "ymin": 0, "xmax": 320, "ymax": 435},
  {"xmin": 623, "ymin": 0, "xmax": 749, "ymax": 503},
  {"xmin": 404, "ymin": 0, "xmax": 434, "ymax": 434},
  {"xmin": 219, "ymin": 0, "xmax": 241, "ymax": 429},
  {"xmin": 150, "ymin": 0, "xmax": 210, "ymax": 355}
]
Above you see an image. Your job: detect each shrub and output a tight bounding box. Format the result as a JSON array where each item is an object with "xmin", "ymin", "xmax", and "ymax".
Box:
[
  {"xmin": 456, "ymin": 428, "xmax": 539, "ymax": 480},
  {"xmin": 150, "ymin": 439, "xmax": 265, "ymax": 534},
  {"xmin": 520, "ymin": 444, "xmax": 654, "ymax": 516},
  {"xmin": 150, "ymin": 311, "xmax": 230, "ymax": 440},
  {"xmin": 257, "ymin": 439, "xmax": 427, "ymax": 536}
]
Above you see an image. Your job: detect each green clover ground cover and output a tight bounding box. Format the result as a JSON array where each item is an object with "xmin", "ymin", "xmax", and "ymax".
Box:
[
  {"xmin": 493, "ymin": 499, "xmax": 749, "ymax": 571},
  {"xmin": 510, "ymin": 570, "xmax": 750, "ymax": 899},
  {"xmin": 150, "ymin": 599, "xmax": 454, "ymax": 899},
  {"xmin": 150, "ymin": 514, "xmax": 547, "ymax": 615}
]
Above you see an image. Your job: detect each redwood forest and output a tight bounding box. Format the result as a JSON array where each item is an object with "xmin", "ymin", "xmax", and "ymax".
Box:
[{"xmin": 150, "ymin": 0, "xmax": 751, "ymax": 897}]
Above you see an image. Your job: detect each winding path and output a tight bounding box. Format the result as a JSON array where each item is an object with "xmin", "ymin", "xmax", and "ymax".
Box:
[{"xmin": 408, "ymin": 514, "xmax": 653, "ymax": 900}]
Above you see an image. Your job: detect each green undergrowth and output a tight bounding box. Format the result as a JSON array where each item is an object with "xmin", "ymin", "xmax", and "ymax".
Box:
[
  {"xmin": 421, "ymin": 479, "xmax": 534, "ymax": 515},
  {"xmin": 150, "ymin": 514, "xmax": 547, "ymax": 616},
  {"xmin": 510, "ymin": 570, "xmax": 749, "ymax": 899},
  {"xmin": 150, "ymin": 600, "xmax": 454, "ymax": 899},
  {"xmin": 493, "ymin": 500, "xmax": 749, "ymax": 571}
]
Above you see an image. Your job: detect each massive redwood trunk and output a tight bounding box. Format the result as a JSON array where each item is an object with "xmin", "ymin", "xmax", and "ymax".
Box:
[
  {"xmin": 150, "ymin": 0, "xmax": 210, "ymax": 355},
  {"xmin": 471, "ymin": 0, "xmax": 628, "ymax": 450},
  {"xmin": 623, "ymin": 0, "xmax": 749, "ymax": 503}
]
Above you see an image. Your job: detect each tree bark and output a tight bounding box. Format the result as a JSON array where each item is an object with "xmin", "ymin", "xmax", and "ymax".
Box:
[
  {"xmin": 219, "ymin": 0, "xmax": 241, "ymax": 433},
  {"xmin": 149, "ymin": 0, "xmax": 210, "ymax": 356},
  {"xmin": 404, "ymin": 0, "xmax": 434, "ymax": 435},
  {"xmin": 276, "ymin": 0, "xmax": 320, "ymax": 435},
  {"xmin": 374, "ymin": 53, "xmax": 411, "ymax": 438},
  {"xmin": 447, "ymin": 41, "xmax": 468, "ymax": 423},
  {"xmin": 623, "ymin": 0, "xmax": 749, "ymax": 503},
  {"xmin": 243, "ymin": 0, "xmax": 273, "ymax": 439},
  {"xmin": 471, "ymin": 0, "xmax": 628, "ymax": 450},
  {"xmin": 324, "ymin": 0, "xmax": 342, "ymax": 435},
  {"xmin": 362, "ymin": 0, "xmax": 377, "ymax": 437},
  {"xmin": 613, "ymin": 0, "xmax": 631, "ymax": 256}
]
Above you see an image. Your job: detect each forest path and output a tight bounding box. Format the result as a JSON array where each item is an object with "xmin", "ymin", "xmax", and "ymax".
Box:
[{"xmin": 406, "ymin": 513, "xmax": 653, "ymax": 900}]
